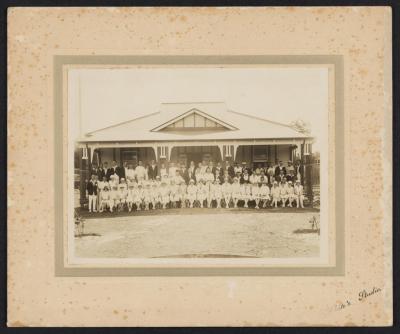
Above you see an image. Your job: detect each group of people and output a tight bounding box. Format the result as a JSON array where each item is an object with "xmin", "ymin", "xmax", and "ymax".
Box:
[{"xmin": 85, "ymin": 159, "xmax": 305, "ymax": 213}]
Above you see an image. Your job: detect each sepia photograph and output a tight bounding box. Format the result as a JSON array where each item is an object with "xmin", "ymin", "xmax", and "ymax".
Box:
[
  {"xmin": 7, "ymin": 6, "xmax": 393, "ymax": 327},
  {"xmin": 68, "ymin": 65, "xmax": 328, "ymax": 264}
]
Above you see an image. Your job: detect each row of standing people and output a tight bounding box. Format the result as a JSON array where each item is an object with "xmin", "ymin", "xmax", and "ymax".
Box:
[{"xmin": 89, "ymin": 159, "xmax": 303, "ymax": 185}]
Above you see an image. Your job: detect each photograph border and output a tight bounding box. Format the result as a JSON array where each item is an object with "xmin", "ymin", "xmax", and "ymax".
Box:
[{"xmin": 54, "ymin": 55, "xmax": 344, "ymax": 277}]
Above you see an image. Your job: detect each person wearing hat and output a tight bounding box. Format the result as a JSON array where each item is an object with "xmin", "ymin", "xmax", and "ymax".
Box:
[
  {"xmin": 266, "ymin": 164, "xmax": 274, "ymax": 182},
  {"xmin": 242, "ymin": 161, "xmax": 252, "ymax": 176},
  {"xmin": 287, "ymin": 181, "xmax": 296, "ymax": 208},
  {"xmin": 212, "ymin": 179, "xmax": 223, "ymax": 209},
  {"xmin": 108, "ymin": 174, "xmax": 118, "ymax": 190},
  {"xmin": 131, "ymin": 182, "xmax": 139, "ymax": 211},
  {"xmin": 96, "ymin": 176, "xmax": 108, "ymax": 211},
  {"xmin": 168, "ymin": 162, "xmax": 177, "ymax": 178},
  {"xmin": 135, "ymin": 160, "xmax": 147, "ymax": 181},
  {"xmin": 173, "ymin": 169, "xmax": 185, "ymax": 186},
  {"xmin": 149, "ymin": 182, "xmax": 158, "ymax": 210},
  {"xmin": 249, "ymin": 169, "xmax": 261, "ymax": 185},
  {"xmin": 205, "ymin": 179, "xmax": 214, "ymax": 208},
  {"xmin": 231, "ymin": 177, "xmax": 241, "ymax": 208},
  {"xmin": 179, "ymin": 179, "xmax": 187, "ymax": 208},
  {"xmin": 196, "ymin": 179, "xmax": 207, "ymax": 208},
  {"xmin": 135, "ymin": 183, "xmax": 144, "ymax": 211},
  {"xmin": 251, "ymin": 180, "xmax": 261, "ymax": 209},
  {"xmin": 271, "ymin": 181, "xmax": 281, "ymax": 208},
  {"xmin": 240, "ymin": 181, "xmax": 251, "ymax": 208},
  {"xmin": 188, "ymin": 161, "xmax": 196, "ymax": 181},
  {"xmin": 161, "ymin": 180, "xmax": 171, "ymax": 209},
  {"xmin": 118, "ymin": 182, "xmax": 128, "ymax": 212},
  {"xmin": 160, "ymin": 163, "xmax": 168, "ymax": 182},
  {"xmin": 126, "ymin": 183, "xmax": 134, "ymax": 212},
  {"xmin": 125, "ymin": 163, "xmax": 136, "ymax": 182},
  {"xmin": 286, "ymin": 160, "xmax": 295, "ymax": 175},
  {"xmin": 294, "ymin": 180, "xmax": 305, "ymax": 208},
  {"xmin": 86, "ymin": 174, "xmax": 98, "ymax": 212},
  {"xmin": 168, "ymin": 179, "xmax": 178, "ymax": 208},
  {"xmin": 234, "ymin": 162, "xmax": 242, "ymax": 175},
  {"xmin": 221, "ymin": 177, "xmax": 232, "ymax": 208},
  {"xmin": 99, "ymin": 185, "xmax": 111, "ymax": 213},
  {"xmin": 259, "ymin": 181, "xmax": 270, "ymax": 208},
  {"xmin": 142, "ymin": 183, "xmax": 152, "ymax": 210},
  {"xmin": 204, "ymin": 167, "xmax": 215, "ymax": 184},
  {"xmin": 280, "ymin": 177, "xmax": 289, "ymax": 208},
  {"xmin": 187, "ymin": 179, "xmax": 197, "ymax": 208},
  {"xmin": 110, "ymin": 184, "xmax": 120, "ymax": 212}
]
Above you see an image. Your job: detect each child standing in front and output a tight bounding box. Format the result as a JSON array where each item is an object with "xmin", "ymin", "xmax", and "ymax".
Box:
[
  {"xmin": 294, "ymin": 180, "xmax": 305, "ymax": 208},
  {"xmin": 271, "ymin": 181, "xmax": 280, "ymax": 208},
  {"xmin": 86, "ymin": 174, "xmax": 98, "ymax": 213}
]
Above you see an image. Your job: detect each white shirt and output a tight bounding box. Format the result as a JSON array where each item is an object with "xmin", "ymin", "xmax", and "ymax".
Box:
[
  {"xmin": 135, "ymin": 165, "xmax": 146, "ymax": 180},
  {"xmin": 169, "ymin": 166, "xmax": 177, "ymax": 177},
  {"xmin": 125, "ymin": 169, "xmax": 135, "ymax": 180}
]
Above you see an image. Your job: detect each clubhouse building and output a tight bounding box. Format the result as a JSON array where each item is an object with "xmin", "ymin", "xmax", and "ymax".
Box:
[{"xmin": 76, "ymin": 102, "xmax": 314, "ymax": 169}]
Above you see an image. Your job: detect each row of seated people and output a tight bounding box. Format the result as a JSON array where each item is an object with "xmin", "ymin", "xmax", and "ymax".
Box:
[{"xmin": 86, "ymin": 173, "xmax": 305, "ymax": 213}]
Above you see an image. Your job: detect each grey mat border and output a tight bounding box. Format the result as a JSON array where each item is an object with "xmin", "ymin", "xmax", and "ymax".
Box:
[{"xmin": 54, "ymin": 55, "xmax": 344, "ymax": 277}]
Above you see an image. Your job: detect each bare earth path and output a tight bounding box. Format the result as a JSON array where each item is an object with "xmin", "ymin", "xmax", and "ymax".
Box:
[{"xmin": 75, "ymin": 209, "xmax": 320, "ymax": 259}]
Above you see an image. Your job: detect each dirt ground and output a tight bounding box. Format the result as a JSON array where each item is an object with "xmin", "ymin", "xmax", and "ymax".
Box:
[{"xmin": 74, "ymin": 209, "xmax": 320, "ymax": 259}]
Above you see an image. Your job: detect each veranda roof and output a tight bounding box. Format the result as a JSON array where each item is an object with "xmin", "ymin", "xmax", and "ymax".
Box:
[{"xmin": 79, "ymin": 102, "xmax": 311, "ymax": 143}]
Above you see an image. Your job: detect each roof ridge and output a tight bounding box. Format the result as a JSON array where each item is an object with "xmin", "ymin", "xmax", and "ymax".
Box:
[
  {"xmin": 227, "ymin": 109, "xmax": 302, "ymax": 132},
  {"xmin": 85, "ymin": 111, "xmax": 160, "ymax": 136},
  {"xmin": 161, "ymin": 101, "xmax": 226, "ymax": 105}
]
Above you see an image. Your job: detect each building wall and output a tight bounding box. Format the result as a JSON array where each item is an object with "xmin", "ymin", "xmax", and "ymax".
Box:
[
  {"xmin": 96, "ymin": 147, "xmax": 156, "ymax": 167},
  {"xmin": 235, "ymin": 144, "xmax": 291, "ymax": 166},
  {"xmin": 87, "ymin": 144, "xmax": 293, "ymax": 167}
]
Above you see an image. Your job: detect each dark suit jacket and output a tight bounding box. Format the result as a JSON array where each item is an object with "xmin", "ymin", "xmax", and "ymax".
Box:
[
  {"xmin": 106, "ymin": 167, "xmax": 115, "ymax": 181},
  {"xmin": 148, "ymin": 165, "xmax": 158, "ymax": 180},
  {"xmin": 115, "ymin": 166, "xmax": 125, "ymax": 179},
  {"xmin": 240, "ymin": 174, "xmax": 250, "ymax": 184},
  {"xmin": 180, "ymin": 168, "xmax": 190, "ymax": 184},
  {"xmin": 188, "ymin": 167, "xmax": 196, "ymax": 181},
  {"xmin": 227, "ymin": 166, "xmax": 235, "ymax": 178},
  {"xmin": 275, "ymin": 166, "xmax": 286, "ymax": 176},
  {"xmin": 86, "ymin": 180, "xmax": 98, "ymax": 195},
  {"xmin": 97, "ymin": 168, "xmax": 106, "ymax": 180},
  {"xmin": 106, "ymin": 166, "xmax": 121, "ymax": 180}
]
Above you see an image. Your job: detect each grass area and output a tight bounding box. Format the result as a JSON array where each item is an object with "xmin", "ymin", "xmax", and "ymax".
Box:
[{"xmin": 74, "ymin": 211, "xmax": 320, "ymax": 259}]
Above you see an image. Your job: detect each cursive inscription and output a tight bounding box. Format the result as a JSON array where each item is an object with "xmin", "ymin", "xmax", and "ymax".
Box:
[
  {"xmin": 358, "ymin": 286, "xmax": 382, "ymax": 301},
  {"xmin": 334, "ymin": 286, "xmax": 382, "ymax": 311}
]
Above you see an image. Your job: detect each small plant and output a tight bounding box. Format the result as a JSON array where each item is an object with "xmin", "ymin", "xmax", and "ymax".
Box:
[
  {"xmin": 309, "ymin": 215, "xmax": 320, "ymax": 234},
  {"xmin": 74, "ymin": 209, "xmax": 85, "ymax": 237}
]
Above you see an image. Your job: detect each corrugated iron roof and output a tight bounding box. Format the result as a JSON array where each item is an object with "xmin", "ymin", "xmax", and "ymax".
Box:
[{"xmin": 80, "ymin": 102, "xmax": 311, "ymax": 142}]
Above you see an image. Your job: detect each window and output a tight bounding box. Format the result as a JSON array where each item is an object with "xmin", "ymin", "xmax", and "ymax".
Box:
[{"xmin": 253, "ymin": 146, "xmax": 268, "ymax": 162}]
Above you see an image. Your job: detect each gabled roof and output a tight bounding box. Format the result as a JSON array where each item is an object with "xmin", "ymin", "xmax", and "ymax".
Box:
[
  {"xmin": 151, "ymin": 107, "xmax": 238, "ymax": 131},
  {"xmin": 82, "ymin": 102, "xmax": 311, "ymax": 142}
]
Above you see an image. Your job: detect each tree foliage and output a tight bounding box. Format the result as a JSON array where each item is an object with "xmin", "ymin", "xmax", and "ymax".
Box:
[{"xmin": 290, "ymin": 119, "xmax": 312, "ymax": 135}]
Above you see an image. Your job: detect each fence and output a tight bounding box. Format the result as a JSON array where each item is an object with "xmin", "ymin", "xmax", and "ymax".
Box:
[{"xmin": 303, "ymin": 160, "xmax": 321, "ymax": 208}]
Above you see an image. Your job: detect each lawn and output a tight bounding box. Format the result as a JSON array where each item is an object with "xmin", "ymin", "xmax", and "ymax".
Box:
[{"xmin": 74, "ymin": 209, "xmax": 320, "ymax": 259}]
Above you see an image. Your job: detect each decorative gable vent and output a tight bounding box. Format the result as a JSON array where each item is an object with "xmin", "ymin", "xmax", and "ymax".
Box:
[{"xmin": 151, "ymin": 108, "xmax": 237, "ymax": 132}]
